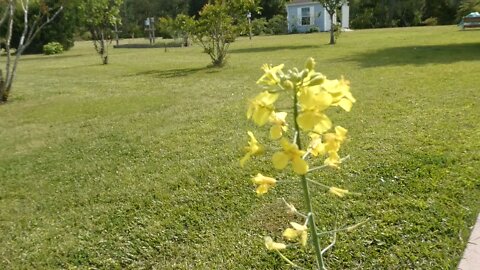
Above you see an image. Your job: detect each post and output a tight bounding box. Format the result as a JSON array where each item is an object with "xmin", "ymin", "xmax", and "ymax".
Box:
[
  {"xmin": 247, "ymin": 12, "xmax": 252, "ymax": 40},
  {"xmin": 341, "ymin": 2, "xmax": 349, "ymax": 29},
  {"xmin": 150, "ymin": 17, "xmax": 156, "ymax": 44},
  {"xmin": 114, "ymin": 22, "xmax": 119, "ymax": 46}
]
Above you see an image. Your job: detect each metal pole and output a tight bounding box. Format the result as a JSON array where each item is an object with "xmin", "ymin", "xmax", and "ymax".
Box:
[
  {"xmin": 114, "ymin": 22, "xmax": 119, "ymax": 46},
  {"xmin": 247, "ymin": 12, "xmax": 252, "ymax": 40}
]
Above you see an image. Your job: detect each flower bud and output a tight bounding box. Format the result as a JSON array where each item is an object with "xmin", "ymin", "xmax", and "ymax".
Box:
[
  {"xmin": 305, "ymin": 57, "xmax": 316, "ymax": 71},
  {"xmin": 282, "ymin": 80, "xmax": 294, "ymax": 90},
  {"xmin": 308, "ymin": 73, "xmax": 325, "ymax": 86},
  {"xmin": 299, "ymin": 69, "xmax": 309, "ymax": 79}
]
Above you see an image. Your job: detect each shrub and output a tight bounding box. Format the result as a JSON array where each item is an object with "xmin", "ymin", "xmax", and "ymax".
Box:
[
  {"xmin": 43, "ymin": 42, "xmax": 64, "ymax": 55},
  {"xmin": 268, "ymin": 14, "xmax": 288, "ymax": 35},
  {"xmin": 308, "ymin": 26, "xmax": 320, "ymax": 33},
  {"xmin": 423, "ymin": 17, "xmax": 438, "ymax": 26},
  {"xmin": 252, "ymin": 18, "xmax": 268, "ymax": 36}
]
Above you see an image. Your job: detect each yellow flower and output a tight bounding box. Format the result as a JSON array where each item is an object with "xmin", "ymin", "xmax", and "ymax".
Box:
[
  {"xmin": 256, "ymin": 64, "xmax": 285, "ymax": 86},
  {"xmin": 264, "ymin": 236, "xmax": 287, "ymax": 251},
  {"xmin": 272, "ymin": 138, "xmax": 308, "ymax": 175},
  {"xmin": 322, "ymin": 77, "xmax": 356, "ymax": 112},
  {"xmin": 269, "ymin": 112, "xmax": 288, "ymax": 140},
  {"xmin": 282, "ymin": 222, "xmax": 308, "ymax": 247},
  {"xmin": 308, "ymin": 133, "xmax": 326, "ymax": 157},
  {"xmin": 252, "ymin": 173, "xmax": 277, "ymax": 195},
  {"xmin": 298, "ymin": 86, "xmax": 332, "ymax": 111},
  {"xmin": 240, "ymin": 131, "xmax": 264, "ymax": 167},
  {"xmin": 247, "ymin": 91, "xmax": 279, "ymax": 126},
  {"xmin": 297, "ymin": 86, "xmax": 333, "ymax": 132},
  {"xmin": 329, "ymin": 186, "xmax": 349, "ymax": 197},
  {"xmin": 324, "ymin": 126, "xmax": 348, "ymax": 153},
  {"xmin": 323, "ymin": 126, "xmax": 348, "ymax": 168},
  {"xmin": 324, "ymin": 151, "xmax": 341, "ymax": 168}
]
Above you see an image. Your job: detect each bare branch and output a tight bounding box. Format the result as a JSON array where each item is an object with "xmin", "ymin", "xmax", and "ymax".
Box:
[
  {"xmin": 22, "ymin": 5, "xmax": 64, "ymax": 51},
  {"xmin": 4, "ymin": 0, "xmax": 15, "ymax": 90}
]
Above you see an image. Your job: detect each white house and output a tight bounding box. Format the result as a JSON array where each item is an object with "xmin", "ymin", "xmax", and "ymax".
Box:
[{"xmin": 286, "ymin": 0, "xmax": 349, "ymax": 33}]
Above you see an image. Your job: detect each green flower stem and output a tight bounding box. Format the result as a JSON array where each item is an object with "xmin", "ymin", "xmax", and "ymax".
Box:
[
  {"xmin": 293, "ymin": 87, "xmax": 325, "ymax": 270},
  {"xmin": 276, "ymin": 250, "xmax": 307, "ymax": 270},
  {"xmin": 301, "ymin": 175, "xmax": 326, "ymax": 270}
]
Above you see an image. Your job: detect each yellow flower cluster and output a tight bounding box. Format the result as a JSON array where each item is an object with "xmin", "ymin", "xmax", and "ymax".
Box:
[
  {"xmin": 242, "ymin": 57, "xmax": 355, "ymax": 180},
  {"xmin": 283, "ymin": 222, "xmax": 308, "ymax": 246},
  {"xmin": 240, "ymin": 131, "xmax": 264, "ymax": 167},
  {"xmin": 272, "ymin": 138, "xmax": 308, "ymax": 175},
  {"xmin": 252, "ymin": 173, "xmax": 277, "ymax": 195},
  {"xmin": 241, "ymin": 58, "xmax": 358, "ymax": 265},
  {"xmin": 309, "ymin": 126, "xmax": 348, "ymax": 168}
]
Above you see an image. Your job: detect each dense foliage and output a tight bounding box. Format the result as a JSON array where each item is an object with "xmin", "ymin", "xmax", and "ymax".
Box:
[
  {"xmin": 78, "ymin": 0, "xmax": 123, "ymax": 64},
  {"xmin": 0, "ymin": 0, "xmax": 75, "ymax": 54},
  {"xmin": 43, "ymin": 41, "xmax": 64, "ymax": 55},
  {"xmin": 3, "ymin": 0, "xmax": 479, "ymax": 55},
  {"xmin": 349, "ymin": 0, "xmax": 467, "ymax": 28}
]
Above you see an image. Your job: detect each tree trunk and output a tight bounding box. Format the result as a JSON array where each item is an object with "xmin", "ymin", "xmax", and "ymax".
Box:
[
  {"xmin": 102, "ymin": 55, "xmax": 108, "ymax": 65},
  {"xmin": 0, "ymin": 70, "xmax": 8, "ymax": 103},
  {"xmin": 100, "ymin": 31, "xmax": 108, "ymax": 65},
  {"xmin": 329, "ymin": 13, "xmax": 335, "ymax": 45}
]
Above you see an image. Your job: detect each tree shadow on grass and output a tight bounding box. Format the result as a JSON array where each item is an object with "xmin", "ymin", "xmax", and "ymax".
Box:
[
  {"xmin": 230, "ymin": 45, "xmax": 321, "ymax": 54},
  {"xmin": 18, "ymin": 54, "xmax": 85, "ymax": 62},
  {"xmin": 132, "ymin": 66, "xmax": 219, "ymax": 79},
  {"xmin": 347, "ymin": 43, "xmax": 480, "ymax": 67}
]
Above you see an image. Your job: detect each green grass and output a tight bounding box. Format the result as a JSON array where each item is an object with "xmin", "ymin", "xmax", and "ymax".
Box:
[{"xmin": 1, "ymin": 26, "xmax": 479, "ymax": 269}]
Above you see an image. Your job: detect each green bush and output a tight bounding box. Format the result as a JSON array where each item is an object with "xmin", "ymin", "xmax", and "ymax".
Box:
[
  {"xmin": 308, "ymin": 26, "xmax": 320, "ymax": 33},
  {"xmin": 251, "ymin": 18, "xmax": 268, "ymax": 35},
  {"xmin": 268, "ymin": 14, "xmax": 288, "ymax": 35},
  {"xmin": 43, "ymin": 42, "xmax": 64, "ymax": 55},
  {"xmin": 423, "ymin": 17, "xmax": 438, "ymax": 26}
]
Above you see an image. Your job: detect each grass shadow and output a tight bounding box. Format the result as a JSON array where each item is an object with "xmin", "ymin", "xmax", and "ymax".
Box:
[
  {"xmin": 230, "ymin": 45, "xmax": 321, "ymax": 54},
  {"xmin": 132, "ymin": 67, "xmax": 217, "ymax": 79},
  {"xmin": 347, "ymin": 43, "xmax": 480, "ymax": 67},
  {"xmin": 18, "ymin": 54, "xmax": 85, "ymax": 62}
]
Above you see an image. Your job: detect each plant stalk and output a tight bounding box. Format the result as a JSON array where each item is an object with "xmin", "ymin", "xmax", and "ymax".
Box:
[{"xmin": 292, "ymin": 86, "xmax": 325, "ymax": 270}]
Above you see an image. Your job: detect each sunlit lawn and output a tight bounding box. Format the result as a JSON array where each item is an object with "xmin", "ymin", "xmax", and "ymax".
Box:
[{"xmin": 0, "ymin": 26, "xmax": 479, "ymax": 269}]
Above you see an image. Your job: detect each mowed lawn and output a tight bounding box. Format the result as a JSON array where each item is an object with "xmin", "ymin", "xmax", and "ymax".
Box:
[{"xmin": 1, "ymin": 26, "xmax": 479, "ymax": 269}]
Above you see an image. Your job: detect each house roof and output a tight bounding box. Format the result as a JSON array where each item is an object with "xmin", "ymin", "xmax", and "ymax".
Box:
[
  {"xmin": 287, "ymin": 0, "xmax": 316, "ymax": 5},
  {"xmin": 287, "ymin": 0, "xmax": 320, "ymax": 6}
]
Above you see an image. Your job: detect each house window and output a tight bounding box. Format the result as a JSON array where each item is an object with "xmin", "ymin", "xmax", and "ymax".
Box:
[{"xmin": 301, "ymin": 7, "xmax": 312, "ymax": 25}]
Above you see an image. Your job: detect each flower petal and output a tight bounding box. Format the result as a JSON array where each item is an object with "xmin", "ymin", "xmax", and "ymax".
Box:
[
  {"xmin": 256, "ymin": 184, "xmax": 270, "ymax": 195},
  {"xmin": 272, "ymin": 152, "xmax": 289, "ymax": 170},
  {"xmin": 338, "ymin": 98, "xmax": 353, "ymax": 112},
  {"xmin": 265, "ymin": 236, "xmax": 287, "ymax": 251},
  {"xmin": 282, "ymin": 228, "xmax": 299, "ymax": 241},
  {"xmin": 312, "ymin": 115, "xmax": 332, "ymax": 134},
  {"xmin": 270, "ymin": 125, "xmax": 283, "ymax": 140},
  {"xmin": 292, "ymin": 156, "xmax": 308, "ymax": 175},
  {"xmin": 290, "ymin": 222, "xmax": 307, "ymax": 232},
  {"xmin": 300, "ymin": 231, "xmax": 308, "ymax": 247}
]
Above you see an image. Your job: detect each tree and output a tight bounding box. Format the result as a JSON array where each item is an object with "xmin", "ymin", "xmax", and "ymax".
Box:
[
  {"xmin": 193, "ymin": 3, "xmax": 235, "ymax": 66},
  {"xmin": 0, "ymin": 0, "xmax": 63, "ymax": 103},
  {"xmin": 4, "ymin": 0, "xmax": 76, "ymax": 54},
  {"xmin": 78, "ymin": 0, "xmax": 123, "ymax": 65},
  {"xmin": 457, "ymin": 0, "xmax": 480, "ymax": 19},
  {"xmin": 259, "ymin": 0, "xmax": 286, "ymax": 19},
  {"xmin": 189, "ymin": 0, "xmax": 260, "ymax": 66},
  {"xmin": 188, "ymin": 0, "xmax": 208, "ymax": 17},
  {"xmin": 423, "ymin": 0, "xmax": 458, "ymax": 25},
  {"xmin": 316, "ymin": 0, "xmax": 346, "ymax": 44}
]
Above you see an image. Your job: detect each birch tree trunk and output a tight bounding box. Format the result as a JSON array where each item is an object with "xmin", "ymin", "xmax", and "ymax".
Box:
[
  {"xmin": 0, "ymin": 0, "xmax": 63, "ymax": 104},
  {"xmin": 329, "ymin": 13, "xmax": 335, "ymax": 45}
]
